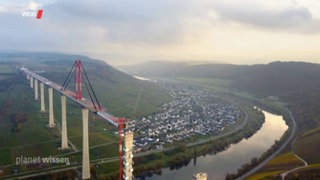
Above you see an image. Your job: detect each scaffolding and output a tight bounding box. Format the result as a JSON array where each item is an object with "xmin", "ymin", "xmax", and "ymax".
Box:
[{"xmin": 122, "ymin": 131, "xmax": 134, "ymax": 180}]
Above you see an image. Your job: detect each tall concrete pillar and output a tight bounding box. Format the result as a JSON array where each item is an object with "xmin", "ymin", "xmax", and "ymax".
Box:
[
  {"xmin": 30, "ymin": 76, "xmax": 34, "ymax": 88},
  {"xmin": 27, "ymin": 74, "xmax": 30, "ymax": 80},
  {"xmin": 123, "ymin": 131, "xmax": 134, "ymax": 180},
  {"xmin": 48, "ymin": 87, "xmax": 55, "ymax": 127},
  {"xmin": 82, "ymin": 108, "xmax": 90, "ymax": 179},
  {"xmin": 61, "ymin": 95, "xmax": 68, "ymax": 149},
  {"xmin": 40, "ymin": 83, "xmax": 46, "ymax": 112},
  {"xmin": 34, "ymin": 79, "xmax": 39, "ymax": 100}
]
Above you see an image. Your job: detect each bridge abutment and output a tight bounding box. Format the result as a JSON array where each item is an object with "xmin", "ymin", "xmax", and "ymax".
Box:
[{"xmin": 82, "ymin": 108, "xmax": 90, "ymax": 179}]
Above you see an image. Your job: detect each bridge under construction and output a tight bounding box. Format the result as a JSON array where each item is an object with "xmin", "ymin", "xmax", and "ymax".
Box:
[{"xmin": 20, "ymin": 60, "xmax": 133, "ymax": 180}]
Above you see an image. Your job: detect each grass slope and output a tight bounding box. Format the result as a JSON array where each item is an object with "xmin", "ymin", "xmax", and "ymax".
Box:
[
  {"xmin": 294, "ymin": 127, "xmax": 320, "ymax": 164},
  {"xmin": 246, "ymin": 152, "xmax": 304, "ymax": 179},
  {"xmin": 0, "ymin": 74, "xmax": 61, "ymax": 165}
]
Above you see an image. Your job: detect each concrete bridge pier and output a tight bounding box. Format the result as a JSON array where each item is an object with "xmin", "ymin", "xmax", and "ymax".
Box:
[
  {"xmin": 40, "ymin": 83, "xmax": 46, "ymax": 112},
  {"xmin": 82, "ymin": 108, "xmax": 90, "ymax": 179},
  {"xmin": 27, "ymin": 74, "xmax": 30, "ymax": 80},
  {"xmin": 60, "ymin": 95, "xmax": 69, "ymax": 149},
  {"xmin": 34, "ymin": 79, "xmax": 39, "ymax": 100},
  {"xmin": 48, "ymin": 87, "xmax": 55, "ymax": 127},
  {"xmin": 30, "ymin": 76, "xmax": 34, "ymax": 88}
]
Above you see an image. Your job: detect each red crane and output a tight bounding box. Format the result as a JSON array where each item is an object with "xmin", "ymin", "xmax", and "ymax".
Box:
[
  {"xmin": 61, "ymin": 60, "xmax": 102, "ymax": 111},
  {"xmin": 75, "ymin": 60, "xmax": 83, "ymax": 100},
  {"xmin": 62, "ymin": 60, "xmax": 127, "ymax": 180}
]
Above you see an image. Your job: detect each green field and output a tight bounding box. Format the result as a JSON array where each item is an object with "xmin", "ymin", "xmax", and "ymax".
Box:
[
  {"xmin": 285, "ymin": 164, "xmax": 320, "ymax": 179},
  {"xmin": 0, "ymin": 64, "xmax": 14, "ymax": 74},
  {"xmin": 294, "ymin": 127, "xmax": 320, "ymax": 164},
  {"xmin": 174, "ymin": 77, "xmax": 230, "ymax": 92},
  {"xmin": 246, "ymin": 171, "xmax": 282, "ymax": 180},
  {"xmin": 265, "ymin": 152, "xmax": 303, "ymax": 167},
  {"xmin": 0, "ymin": 77, "xmax": 120, "ymax": 177},
  {"xmin": 246, "ymin": 152, "xmax": 304, "ymax": 179},
  {"xmin": 173, "ymin": 77, "xmax": 259, "ymax": 100}
]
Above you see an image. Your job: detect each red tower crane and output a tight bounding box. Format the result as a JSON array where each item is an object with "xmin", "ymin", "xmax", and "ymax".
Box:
[
  {"xmin": 61, "ymin": 60, "xmax": 127, "ymax": 180},
  {"xmin": 75, "ymin": 60, "xmax": 83, "ymax": 100},
  {"xmin": 61, "ymin": 60, "xmax": 102, "ymax": 111}
]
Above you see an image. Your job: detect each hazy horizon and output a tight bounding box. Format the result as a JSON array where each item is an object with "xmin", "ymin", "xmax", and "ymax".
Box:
[{"xmin": 1, "ymin": 0, "xmax": 320, "ymax": 65}]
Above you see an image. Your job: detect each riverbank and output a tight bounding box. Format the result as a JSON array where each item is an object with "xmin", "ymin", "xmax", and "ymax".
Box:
[{"xmin": 233, "ymin": 105, "xmax": 296, "ymax": 179}]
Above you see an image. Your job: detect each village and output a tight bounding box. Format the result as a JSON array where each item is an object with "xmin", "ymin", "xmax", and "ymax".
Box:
[{"xmin": 128, "ymin": 85, "xmax": 241, "ymax": 152}]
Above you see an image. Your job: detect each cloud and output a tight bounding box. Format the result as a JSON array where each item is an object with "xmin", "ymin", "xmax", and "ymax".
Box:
[
  {"xmin": 24, "ymin": 1, "xmax": 42, "ymax": 10},
  {"xmin": 1, "ymin": 0, "xmax": 320, "ymax": 65},
  {"xmin": 41, "ymin": 0, "xmax": 198, "ymax": 45},
  {"xmin": 210, "ymin": 0, "xmax": 319, "ymax": 33},
  {"xmin": 2, "ymin": 0, "xmax": 318, "ymax": 49},
  {"xmin": 38, "ymin": 0, "xmax": 320, "ymax": 45},
  {"xmin": 0, "ymin": 1, "xmax": 42, "ymax": 13}
]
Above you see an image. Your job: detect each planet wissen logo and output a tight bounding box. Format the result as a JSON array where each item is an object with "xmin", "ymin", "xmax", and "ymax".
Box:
[{"xmin": 21, "ymin": 9, "xmax": 43, "ymax": 19}]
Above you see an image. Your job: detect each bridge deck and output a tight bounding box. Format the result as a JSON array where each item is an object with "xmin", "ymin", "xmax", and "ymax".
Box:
[{"xmin": 21, "ymin": 68, "xmax": 119, "ymax": 127}]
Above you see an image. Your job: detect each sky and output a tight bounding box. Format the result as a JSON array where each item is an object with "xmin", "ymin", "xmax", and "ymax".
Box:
[{"xmin": 1, "ymin": 0, "xmax": 320, "ymax": 65}]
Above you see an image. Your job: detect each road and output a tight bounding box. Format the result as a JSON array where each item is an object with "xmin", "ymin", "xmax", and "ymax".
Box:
[
  {"xmin": 236, "ymin": 108, "xmax": 297, "ymax": 180},
  {"xmin": 280, "ymin": 138, "xmax": 308, "ymax": 179}
]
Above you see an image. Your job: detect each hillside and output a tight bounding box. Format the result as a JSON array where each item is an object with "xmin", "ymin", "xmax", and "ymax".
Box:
[
  {"xmin": 121, "ymin": 61, "xmax": 320, "ymax": 96},
  {"xmin": 122, "ymin": 61, "xmax": 320, "ymax": 132},
  {"xmin": 0, "ymin": 52, "xmax": 171, "ymax": 118}
]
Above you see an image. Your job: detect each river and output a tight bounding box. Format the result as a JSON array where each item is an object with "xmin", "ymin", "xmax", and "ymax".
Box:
[
  {"xmin": 144, "ymin": 110, "xmax": 288, "ymax": 180},
  {"xmin": 133, "ymin": 75, "xmax": 157, "ymax": 82}
]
